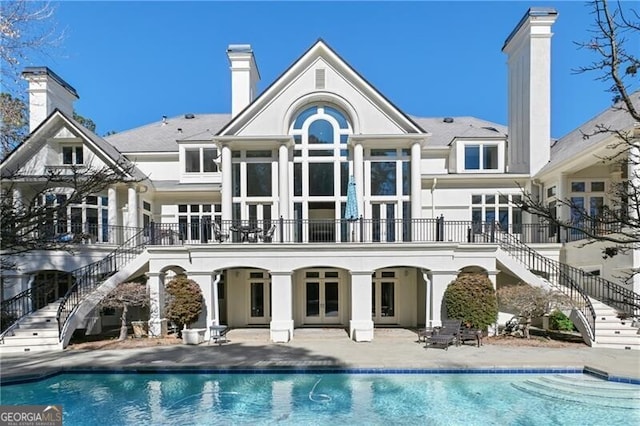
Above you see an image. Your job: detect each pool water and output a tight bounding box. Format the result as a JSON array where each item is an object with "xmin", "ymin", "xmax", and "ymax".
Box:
[{"xmin": 1, "ymin": 372, "xmax": 638, "ymax": 425}]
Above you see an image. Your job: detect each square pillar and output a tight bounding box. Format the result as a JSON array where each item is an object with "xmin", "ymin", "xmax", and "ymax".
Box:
[
  {"xmin": 147, "ymin": 272, "xmax": 167, "ymax": 337},
  {"xmin": 429, "ymin": 271, "xmax": 457, "ymax": 327},
  {"xmin": 349, "ymin": 271, "xmax": 373, "ymax": 341},
  {"xmin": 270, "ymin": 272, "xmax": 293, "ymax": 342}
]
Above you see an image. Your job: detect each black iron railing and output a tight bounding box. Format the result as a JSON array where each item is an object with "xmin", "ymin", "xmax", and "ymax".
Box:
[
  {"xmin": 36, "ymin": 224, "xmax": 142, "ymax": 245},
  {"xmin": 0, "ymin": 281, "xmax": 57, "ymax": 340},
  {"xmin": 146, "ymin": 218, "xmax": 571, "ymax": 246},
  {"xmin": 56, "ymin": 229, "xmax": 148, "ymax": 341}
]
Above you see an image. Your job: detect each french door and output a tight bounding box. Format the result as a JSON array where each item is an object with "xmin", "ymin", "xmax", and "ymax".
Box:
[
  {"xmin": 372, "ymin": 270, "xmax": 397, "ymax": 324},
  {"xmin": 248, "ymin": 271, "xmax": 270, "ymax": 324},
  {"xmin": 304, "ymin": 270, "xmax": 340, "ymax": 324}
]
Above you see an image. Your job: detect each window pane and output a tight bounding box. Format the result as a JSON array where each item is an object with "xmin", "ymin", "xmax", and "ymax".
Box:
[
  {"xmin": 591, "ymin": 182, "xmax": 605, "ymax": 192},
  {"xmin": 246, "ymin": 150, "xmax": 271, "ymax": 158},
  {"xmin": 75, "ymin": 147, "xmax": 83, "ymax": 164},
  {"xmin": 251, "ymin": 283, "xmax": 264, "ymax": 317},
  {"xmin": 371, "ymin": 149, "xmax": 396, "ymax": 157},
  {"xmin": 340, "ymin": 163, "xmax": 349, "ymax": 196},
  {"xmin": 486, "ymin": 195, "xmax": 495, "ymax": 204},
  {"xmin": 232, "ymin": 164, "xmax": 241, "ymax": 197},
  {"xmin": 185, "ymin": 149, "xmax": 200, "ymax": 172},
  {"xmin": 381, "ymin": 282, "xmax": 394, "ymax": 317},
  {"xmin": 308, "ymin": 119, "xmax": 333, "ymax": 144},
  {"xmin": 309, "ymin": 149, "xmax": 333, "ymax": 157},
  {"xmin": 247, "ymin": 163, "xmax": 272, "ymax": 196},
  {"xmin": 178, "ymin": 204, "xmax": 187, "ymax": 213},
  {"xmin": 571, "ymin": 182, "xmax": 585, "ymax": 192},
  {"xmin": 370, "ymin": 162, "xmax": 396, "ymax": 195},
  {"xmin": 590, "ymin": 197, "xmax": 604, "ymax": 216},
  {"xmin": 402, "ymin": 162, "xmax": 410, "ymax": 195},
  {"xmin": 483, "ymin": 145, "xmax": 498, "ymax": 169},
  {"xmin": 464, "ymin": 145, "xmax": 480, "ymax": 170},
  {"xmin": 203, "ymin": 148, "xmax": 218, "ymax": 172},
  {"xmin": 62, "ymin": 147, "xmax": 73, "ymax": 164},
  {"xmin": 294, "ymin": 135, "xmax": 302, "ymax": 145},
  {"xmin": 293, "ymin": 106, "xmax": 317, "ymax": 129},
  {"xmin": 324, "ymin": 106, "xmax": 349, "ymax": 129},
  {"xmin": 309, "ymin": 163, "xmax": 334, "ymax": 196},
  {"xmin": 472, "ymin": 195, "xmax": 482, "ymax": 204},
  {"xmin": 294, "ymin": 163, "xmax": 302, "ymax": 196}
]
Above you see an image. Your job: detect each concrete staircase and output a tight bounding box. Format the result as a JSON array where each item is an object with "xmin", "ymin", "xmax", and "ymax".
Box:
[
  {"xmin": 590, "ymin": 299, "xmax": 640, "ymax": 350},
  {"xmin": 0, "ymin": 300, "xmax": 62, "ymax": 354}
]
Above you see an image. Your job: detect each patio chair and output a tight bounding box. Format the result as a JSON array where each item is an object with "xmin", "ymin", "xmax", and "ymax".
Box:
[
  {"xmin": 259, "ymin": 224, "xmax": 277, "ymax": 243},
  {"xmin": 208, "ymin": 324, "xmax": 229, "ymax": 345},
  {"xmin": 425, "ymin": 319, "xmax": 462, "ymax": 350},
  {"xmin": 458, "ymin": 326, "xmax": 483, "ymax": 347},
  {"xmin": 213, "ymin": 222, "xmax": 229, "ymax": 243}
]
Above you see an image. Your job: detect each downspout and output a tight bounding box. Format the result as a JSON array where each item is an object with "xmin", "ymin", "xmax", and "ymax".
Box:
[
  {"xmin": 211, "ymin": 272, "xmax": 222, "ymax": 326},
  {"xmin": 431, "ymin": 178, "xmax": 438, "ymax": 218}
]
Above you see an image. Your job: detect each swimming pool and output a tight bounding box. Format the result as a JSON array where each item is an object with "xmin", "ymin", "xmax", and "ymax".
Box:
[{"xmin": 2, "ymin": 371, "xmax": 638, "ymax": 425}]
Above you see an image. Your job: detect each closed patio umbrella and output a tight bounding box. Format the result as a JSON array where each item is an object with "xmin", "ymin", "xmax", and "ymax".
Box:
[{"xmin": 344, "ymin": 175, "xmax": 358, "ymax": 241}]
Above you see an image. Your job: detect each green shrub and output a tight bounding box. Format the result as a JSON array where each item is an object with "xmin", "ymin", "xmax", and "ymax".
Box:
[
  {"xmin": 165, "ymin": 275, "xmax": 203, "ymax": 330},
  {"xmin": 549, "ymin": 310, "xmax": 575, "ymax": 331},
  {"xmin": 443, "ymin": 273, "xmax": 498, "ymax": 330}
]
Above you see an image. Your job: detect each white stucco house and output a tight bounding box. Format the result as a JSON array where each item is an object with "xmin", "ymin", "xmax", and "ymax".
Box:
[{"xmin": 1, "ymin": 8, "xmax": 639, "ymax": 353}]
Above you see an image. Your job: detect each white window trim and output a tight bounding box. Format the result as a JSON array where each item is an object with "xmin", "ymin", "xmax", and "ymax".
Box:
[
  {"xmin": 452, "ymin": 139, "xmax": 505, "ymax": 173},
  {"xmin": 178, "ymin": 143, "xmax": 221, "ymax": 183}
]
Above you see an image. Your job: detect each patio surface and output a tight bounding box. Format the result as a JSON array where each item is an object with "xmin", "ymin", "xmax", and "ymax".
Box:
[{"xmin": 1, "ymin": 328, "xmax": 639, "ymax": 383}]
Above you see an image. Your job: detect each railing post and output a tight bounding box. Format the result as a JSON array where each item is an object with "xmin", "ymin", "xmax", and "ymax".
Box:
[
  {"xmin": 490, "ymin": 221, "xmax": 496, "ymax": 243},
  {"xmin": 436, "ymin": 214, "xmax": 444, "ymax": 242},
  {"xmin": 467, "ymin": 227, "xmax": 472, "ymax": 243},
  {"xmin": 359, "ymin": 215, "xmax": 364, "ymax": 243},
  {"xmin": 555, "ymin": 224, "xmax": 561, "ymax": 243},
  {"xmin": 149, "ymin": 221, "xmax": 156, "ymax": 245},
  {"xmin": 279, "ymin": 216, "xmax": 284, "ymax": 243}
]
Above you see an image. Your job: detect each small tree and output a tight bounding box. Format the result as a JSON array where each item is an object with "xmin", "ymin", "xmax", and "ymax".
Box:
[
  {"xmin": 443, "ymin": 273, "xmax": 498, "ymax": 330},
  {"xmin": 100, "ymin": 281, "xmax": 149, "ymax": 341},
  {"xmin": 165, "ymin": 275, "xmax": 203, "ymax": 333},
  {"xmin": 497, "ymin": 284, "xmax": 570, "ymax": 339}
]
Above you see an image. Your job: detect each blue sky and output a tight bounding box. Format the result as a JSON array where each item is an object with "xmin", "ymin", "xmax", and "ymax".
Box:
[{"xmin": 36, "ymin": 1, "xmax": 637, "ymax": 138}]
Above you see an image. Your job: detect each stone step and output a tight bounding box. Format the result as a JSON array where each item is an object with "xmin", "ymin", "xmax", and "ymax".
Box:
[
  {"xmin": 0, "ymin": 343, "xmax": 61, "ymax": 354},
  {"xmin": 1, "ymin": 335, "xmax": 59, "ymax": 346},
  {"xmin": 19, "ymin": 316, "xmax": 56, "ymax": 325},
  {"xmin": 592, "ymin": 342, "xmax": 640, "ymax": 350},
  {"xmin": 11, "ymin": 328, "xmax": 59, "ymax": 338},
  {"xmin": 16, "ymin": 321, "xmax": 58, "ymax": 329}
]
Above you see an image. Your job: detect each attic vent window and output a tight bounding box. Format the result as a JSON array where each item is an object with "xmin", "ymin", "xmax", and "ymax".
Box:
[
  {"xmin": 443, "ymin": 117, "xmax": 454, "ymax": 123},
  {"xmin": 315, "ymin": 69, "xmax": 326, "ymax": 89},
  {"xmin": 185, "ymin": 113, "xmax": 195, "ymax": 119}
]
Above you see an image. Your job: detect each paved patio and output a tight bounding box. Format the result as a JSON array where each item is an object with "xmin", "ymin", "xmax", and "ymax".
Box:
[{"xmin": 1, "ymin": 328, "xmax": 639, "ymax": 383}]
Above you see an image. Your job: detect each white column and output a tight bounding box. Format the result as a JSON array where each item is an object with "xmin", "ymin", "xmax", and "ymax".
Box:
[
  {"xmin": 422, "ymin": 270, "xmax": 432, "ymax": 328},
  {"xmin": 429, "ymin": 271, "xmax": 457, "ymax": 327},
  {"xmin": 212, "ymin": 272, "xmax": 222, "ymax": 326},
  {"xmin": 411, "ymin": 141, "xmax": 422, "ymax": 220},
  {"xmin": 278, "ymin": 142, "xmax": 289, "ymax": 220},
  {"xmin": 354, "ymin": 142, "xmax": 364, "ymax": 217},
  {"xmin": 147, "ymin": 272, "xmax": 167, "ymax": 337},
  {"xmin": 127, "ymin": 185, "xmax": 138, "ymax": 228},
  {"xmin": 221, "ymin": 144, "xmax": 233, "ymax": 222},
  {"xmin": 108, "ymin": 186, "xmax": 118, "ymax": 243},
  {"xmin": 270, "ymin": 271, "xmax": 293, "ymax": 342},
  {"xmin": 12, "ymin": 187, "xmax": 22, "ymax": 210},
  {"xmin": 349, "ymin": 271, "xmax": 373, "ymax": 341}
]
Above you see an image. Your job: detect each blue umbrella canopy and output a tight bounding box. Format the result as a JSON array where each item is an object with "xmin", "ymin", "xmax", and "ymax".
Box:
[{"xmin": 344, "ymin": 175, "xmax": 358, "ymax": 221}]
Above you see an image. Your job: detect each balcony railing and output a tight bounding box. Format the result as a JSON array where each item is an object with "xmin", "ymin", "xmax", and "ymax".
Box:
[
  {"xmin": 145, "ymin": 218, "xmax": 569, "ymax": 246},
  {"xmin": 24, "ymin": 216, "xmax": 626, "ymax": 247}
]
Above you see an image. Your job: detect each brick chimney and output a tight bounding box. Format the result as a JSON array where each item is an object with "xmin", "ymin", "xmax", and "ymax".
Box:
[
  {"xmin": 502, "ymin": 8, "xmax": 558, "ymax": 175},
  {"xmin": 21, "ymin": 67, "xmax": 78, "ymax": 133},
  {"xmin": 227, "ymin": 44, "xmax": 260, "ymax": 118}
]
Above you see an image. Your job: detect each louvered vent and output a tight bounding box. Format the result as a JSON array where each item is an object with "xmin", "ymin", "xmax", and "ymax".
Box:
[{"xmin": 315, "ymin": 69, "xmax": 325, "ymax": 89}]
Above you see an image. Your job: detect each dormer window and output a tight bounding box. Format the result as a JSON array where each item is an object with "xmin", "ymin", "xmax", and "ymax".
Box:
[
  {"xmin": 62, "ymin": 146, "xmax": 83, "ymax": 165},
  {"xmin": 465, "ymin": 144, "xmax": 498, "ymax": 170},
  {"xmin": 185, "ymin": 147, "xmax": 218, "ymax": 173},
  {"xmin": 451, "ymin": 139, "xmax": 505, "ymax": 173}
]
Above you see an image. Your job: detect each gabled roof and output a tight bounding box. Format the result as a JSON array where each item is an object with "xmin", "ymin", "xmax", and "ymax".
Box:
[
  {"xmin": 1, "ymin": 109, "xmax": 145, "ymax": 181},
  {"xmin": 538, "ymin": 90, "xmax": 640, "ymax": 175},
  {"xmin": 216, "ymin": 39, "xmax": 426, "ymax": 136},
  {"xmin": 106, "ymin": 114, "xmax": 231, "ymax": 153}
]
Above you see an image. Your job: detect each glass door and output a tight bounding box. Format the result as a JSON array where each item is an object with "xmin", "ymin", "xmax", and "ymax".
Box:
[
  {"xmin": 304, "ymin": 270, "xmax": 341, "ymax": 324},
  {"xmin": 372, "ymin": 203, "xmax": 397, "ymax": 242},
  {"xmin": 248, "ymin": 271, "xmax": 270, "ymax": 324},
  {"xmin": 372, "ymin": 270, "xmax": 397, "ymax": 324}
]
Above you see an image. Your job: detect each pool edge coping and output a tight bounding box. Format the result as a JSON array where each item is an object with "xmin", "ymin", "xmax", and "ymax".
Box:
[{"xmin": 2, "ymin": 365, "xmax": 639, "ymax": 386}]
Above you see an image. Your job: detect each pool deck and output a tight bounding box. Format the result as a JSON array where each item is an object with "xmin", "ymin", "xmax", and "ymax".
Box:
[{"xmin": 1, "ymin": 329, "xmax": 639, "ymax": 383}]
